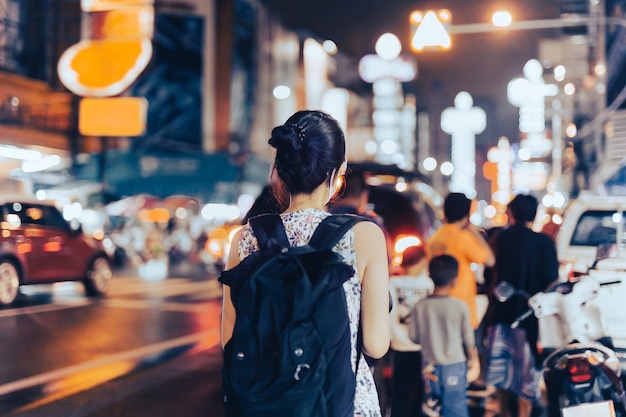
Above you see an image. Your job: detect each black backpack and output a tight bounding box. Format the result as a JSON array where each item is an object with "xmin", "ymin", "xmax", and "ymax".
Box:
[{"xmin": 218, "ymin": 213, "xmax": 368, "ymax": 417}]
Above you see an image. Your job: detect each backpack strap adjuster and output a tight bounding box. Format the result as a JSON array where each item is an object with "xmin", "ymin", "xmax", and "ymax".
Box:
[
  {"xmin": 294, "ymin": 363, "xmax": 311, "ymax": 381},
  {"xmin": 249, "ymin": 214, "xmax": 290, "ymax": 251}
]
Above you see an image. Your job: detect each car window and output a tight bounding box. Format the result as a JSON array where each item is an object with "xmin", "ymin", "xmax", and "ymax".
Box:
[
  {"xmin": 4, "ymin": 203, "xmax": 69, "ymax": 230},
  {"xmin": 570, "ymin": 210, "xmax": 625, "ymax": 246}
]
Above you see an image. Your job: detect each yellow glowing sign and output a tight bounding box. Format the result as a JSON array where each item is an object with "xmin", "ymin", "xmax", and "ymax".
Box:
[
  {"xmin": 79, "ymin": 97, "xmax": 147, "ymax": 136},
  {"xmin": 57, "ymin": 0, "xmax": 154, "ymax": 97}
]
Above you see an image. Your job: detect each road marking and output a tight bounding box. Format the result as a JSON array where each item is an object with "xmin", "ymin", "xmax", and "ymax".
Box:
[
  {"xmin": 0, "ymin": 278, "xmax": 222, "ymax": 318},
  {"xmin": 107, "ymin": 278, "xmax": 221, "ymax": 298},
  {"xmin": 0, "ymin": 329, "xmax": 221, "ymax": 396},
  {"xmin": 102, "ymin": 298, "xmax": 216, "ymax": 312},
  {"xmin": 0, "ymin": 300, "xmax": 91, "ymax": 318}
]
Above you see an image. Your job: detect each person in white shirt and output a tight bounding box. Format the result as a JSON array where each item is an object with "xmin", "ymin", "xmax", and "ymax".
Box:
[{"xmin": 388, "ymin": 245, "xmax": 434, "ymax": 417}]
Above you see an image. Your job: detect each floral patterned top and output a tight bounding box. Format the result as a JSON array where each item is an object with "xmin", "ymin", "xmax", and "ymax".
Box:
[{"xmin": 238, "ymin": 208, "xmax": 382, "ymax": 416}]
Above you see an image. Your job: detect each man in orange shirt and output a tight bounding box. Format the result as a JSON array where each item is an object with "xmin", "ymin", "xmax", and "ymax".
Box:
[{"xmin": 427, "ymin": 193, "xmax": 495, "ymax": 329}]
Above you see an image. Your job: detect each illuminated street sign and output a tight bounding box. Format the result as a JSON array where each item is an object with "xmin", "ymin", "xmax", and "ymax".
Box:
[
  {"xmin": 358, "ymin": 55, "xmax": 417, "ymax": 83},
  {"xmin": 486, "ymin": 137, "xmax": 514, "ymax": 211},
  {"xmin": 410, "ymin": 10, "xmax": 452, "ymax": 51},
  {"xmin": 359, "ymin": 33, "xmax": 417, "ymax": 168},
  {"xmin": 441, "ymin": 91, "xmax": 486, "ymax": 197},
  {"xmin": 507, "ymin": 59, "xmax": 558, "ymax": 157}
]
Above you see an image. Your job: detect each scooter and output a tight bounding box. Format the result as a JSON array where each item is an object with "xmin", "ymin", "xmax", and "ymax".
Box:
[{"xmin": 495, "ymin": 243, "xmax": 626, "ymax": 417}]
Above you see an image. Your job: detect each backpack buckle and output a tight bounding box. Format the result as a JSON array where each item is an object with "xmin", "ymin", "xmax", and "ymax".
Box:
[{"xmin": 294, "ymin": 363, "xmax": 310, "ymax": 381}]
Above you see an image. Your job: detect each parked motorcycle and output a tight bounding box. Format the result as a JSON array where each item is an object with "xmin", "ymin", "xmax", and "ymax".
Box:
[{"xmin": 495, "ymin": 243, "xmax": 626, "ymax": 417}]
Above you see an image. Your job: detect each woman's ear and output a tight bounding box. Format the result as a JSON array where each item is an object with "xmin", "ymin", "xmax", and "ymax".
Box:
[{"xmin": 339, "ymin": 160, "xmax": 347, "ymax": 176}]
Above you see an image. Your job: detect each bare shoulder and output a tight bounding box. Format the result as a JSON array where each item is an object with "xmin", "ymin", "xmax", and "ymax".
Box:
[
  {"xmin": 353, "ymin": 221, "xmax": 387, "ymax": 257},
  {"xmin": 354, "ymin": 219, "xmax": 385, "ymax": 239},
  {"xmin": 225, "ymin": 226, "xmax": 246, "ymax": 269}
]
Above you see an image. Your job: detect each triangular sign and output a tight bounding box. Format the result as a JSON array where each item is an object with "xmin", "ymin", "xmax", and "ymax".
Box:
[{"xmin": 411, "ymin": 11, "xmax": 451, "ymax": 50}]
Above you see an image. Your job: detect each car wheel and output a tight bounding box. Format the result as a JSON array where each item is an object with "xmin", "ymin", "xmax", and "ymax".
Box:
[
  {"xmin": 0, "ymin": 260, "xmax": 20, "ymax": 306},
  {"xmin": 83, "ymin": 256, "xmax": 112, "ymax": 297}
]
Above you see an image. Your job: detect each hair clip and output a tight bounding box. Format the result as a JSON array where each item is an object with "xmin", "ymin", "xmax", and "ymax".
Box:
[{"xmin": 288, "ymin": 123, "xmax": 305, "ymax": 141}]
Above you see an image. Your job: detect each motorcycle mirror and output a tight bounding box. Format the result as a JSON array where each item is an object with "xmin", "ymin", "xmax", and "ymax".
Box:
[
  {"xmin": 494, "ymin": 281, "xmax": 515, "ymax": 302},
  {"xmin": 595, "ymin": 242, "xmax": 617, "ymax": 262}
]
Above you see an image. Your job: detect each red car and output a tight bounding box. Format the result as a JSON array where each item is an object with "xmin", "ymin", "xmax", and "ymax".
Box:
[{"xmin": 0, "ymin": 197, "xmax": 112, "ymax": 306}]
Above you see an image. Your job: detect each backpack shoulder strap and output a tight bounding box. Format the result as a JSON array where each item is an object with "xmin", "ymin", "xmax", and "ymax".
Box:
[
  {"xmin": 309, "ymin": 214, "xmax": 369, "ymax": 250},
  {"xmin": 249, "ymin": 213, "xmax": 289, "ymax": 250}
]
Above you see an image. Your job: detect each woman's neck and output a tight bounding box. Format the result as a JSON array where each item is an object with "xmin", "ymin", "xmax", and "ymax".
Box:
[{"xmin": 284, "ymin": 187, "xmax": 329, "ymax": 213}]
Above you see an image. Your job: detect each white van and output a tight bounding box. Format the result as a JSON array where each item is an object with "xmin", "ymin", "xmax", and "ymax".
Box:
[
  {"xmin": 556, "ymin": 194, "xmax": 626, "ymax": 274},
  {"xmin": 556, "ymin": 193, "xmax": 626, "ymax": 359}
]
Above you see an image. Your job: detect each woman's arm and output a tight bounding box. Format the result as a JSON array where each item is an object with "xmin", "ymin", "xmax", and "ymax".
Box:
[
  {"xmin": 354, "ymin": 221, "xmax": 390, "ymax": 359},
  {"xmin": 220, "ymin": 229, "xmax": 243, "ymax": 349}
]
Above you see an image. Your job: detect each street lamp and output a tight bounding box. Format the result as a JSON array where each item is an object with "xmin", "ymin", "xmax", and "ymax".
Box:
[
  {"xmin": 492, "ymin": 11, "xmax": 512, "ymax": 27},
  {"xmin": 409, "ymin": 5, "xmax": 626, "ymax": 197}
]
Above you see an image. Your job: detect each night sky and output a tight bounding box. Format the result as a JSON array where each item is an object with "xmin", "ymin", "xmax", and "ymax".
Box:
[{"xmin": 265, "ymin": 0, "xmax": 567, "ymax": 149}]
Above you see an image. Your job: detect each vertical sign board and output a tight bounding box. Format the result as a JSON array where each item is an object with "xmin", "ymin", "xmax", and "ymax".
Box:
[{"xmin": 57, "ymin": 0, "xmax": 154, "ymax": 136}]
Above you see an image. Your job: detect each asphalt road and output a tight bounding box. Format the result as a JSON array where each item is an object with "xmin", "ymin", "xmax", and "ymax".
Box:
[
  {"xmin": 4, "ymin": 345, "xmax": 225, "ymax": 417},
  {"xmin": 0, "ymin": 262, "xmax": 225, "ymax": 417}
]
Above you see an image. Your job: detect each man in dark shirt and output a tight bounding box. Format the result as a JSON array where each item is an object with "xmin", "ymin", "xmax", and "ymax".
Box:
[{"xmin": 484, "ymin": 194, "xmax": 559, "ymax": 417}]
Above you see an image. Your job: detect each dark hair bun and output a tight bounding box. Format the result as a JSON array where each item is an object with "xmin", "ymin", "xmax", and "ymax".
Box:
[
  {"xmin": 269, "ymin": 124, "xmax": 302, "ymax": 153},
  {"xmin": 269, "ymin": 124, "xmax": 310, "ymax": 187}
]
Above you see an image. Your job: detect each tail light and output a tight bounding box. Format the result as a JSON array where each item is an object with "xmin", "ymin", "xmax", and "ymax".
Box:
[
  {"xmin": 205, "ymin": 237, "xmax": 224, "ymax": 258},
  {"xmin": 566, "ymin": 357, "xmax": 593, "ymax": 383},
  {"xmin": 568, "ymin": 270, "xmax": 585, "ymax": 281},
  {"xmin": 392, "ymin": 235, "xmax": 422, "ymax": 267}
]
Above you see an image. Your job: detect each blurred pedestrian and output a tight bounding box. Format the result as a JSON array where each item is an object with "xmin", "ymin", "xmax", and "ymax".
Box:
[
  {"xmin": 409, "ymin": 254, "xmax": 480, "ymax": 417},
  {"xmin": 483, "ymin": 194, "xmax": 559, "ymax": 417},
  {"xmin": 328, "ymin": 169, "xmax": 391, "ymax": 254},
  {"xmin": 242, "ymin": 184, "xmax": 288, "ymax": 223},
  {"xmin": 388, "ymin": 244, "xmax": 433, "ymax": 417},
  {"xmin": 426, "ymin": 192, "xmax": 495, "ymax": 330},
  {"xmin": 221, "ymin": 110, "xmax": 390, "ymax": 416}
]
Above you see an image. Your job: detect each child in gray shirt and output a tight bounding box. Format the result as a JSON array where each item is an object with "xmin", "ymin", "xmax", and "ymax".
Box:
[{"xmin": 409, "ymin": 254, "xmax": 479, "ymax": 417}]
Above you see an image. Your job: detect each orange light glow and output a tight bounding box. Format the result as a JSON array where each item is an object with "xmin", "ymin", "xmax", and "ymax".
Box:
[
  {"xmin": 410, "ymin": 11, "xmax": 424, "ymax": 24},
  {"xmin": 438, "ymin": 9, "xmax": 451, "ymax": 22},
  {"xmin": 92, "ymin": 7, "xmax": 154, "ymax": 39},
  {"xmin": 25, "ymin": 229, "xmax": 45, "ymax": 238},
  {"xmin": 483, "ymin": 161, "xmax": 498, "ymax": 180},
  {"xmin": 138, "ymin": 208, "xmax": 170, "ymax": 223},
  {"xmin": 82, "ymin": 0, "xmax": 153, "ymax": 12},
  {"xmin": 209, "ymin": 227, "xmax": 228, "ymax": 240},
  {"xmin": 391, "ymin": 254, "xmax": 403, "ymax": 267},
  {"xmin": 492, "ymin": 213, "xmax": 508, "ymax": 226},
  {"xmin": 26, "ymin": 207, "xmax": 43, "ymax": 221},
  {"xmin": 60, "ymin": 39, "xmax": 149, "ymax": 89},
  {"xmin": 43, "ymin": 242, "xmax": 62, "ymax": 252},
  {"xmin": 206, "ymin": 238, "xmax": 225, "ymax": 258},
  {"xmin": 17, "ymin": 243, "xmax": 32, "ymax": 254}
]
